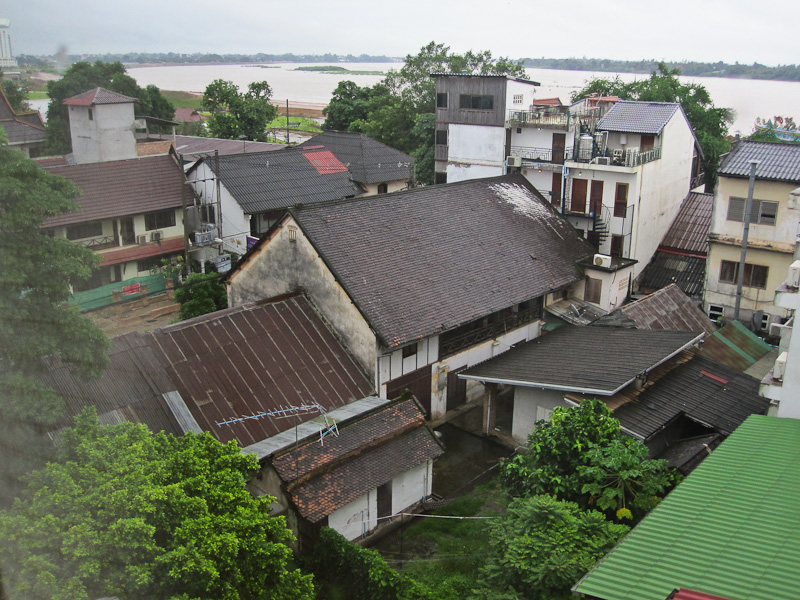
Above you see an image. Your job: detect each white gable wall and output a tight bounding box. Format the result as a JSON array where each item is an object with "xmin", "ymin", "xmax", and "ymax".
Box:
[
  {"xmin": 69, "ymin": 102, "xmax": 137, "ymax": 164},
  {"xmin": 446, "ymin": 123, "xmax": 505, "ymax": 183}
]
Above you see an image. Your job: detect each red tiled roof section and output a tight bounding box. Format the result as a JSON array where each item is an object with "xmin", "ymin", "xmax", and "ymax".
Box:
[
  {"xmin": 99, "ymin": 236, "xmax": 185, "ymax": 266},
  {"xmin": 63, "ymin": 87, "xmax": 137, "ymax": 106},
  {"xmin": 146, "ymin": 295, "xmax": 374, "ymax": 447},
  {"xmin": 137, "ymin": 140, "xmax": 174, "ymax": 156},
  {"xmin": 302, "ymin": 149, "xmax": 349, "ymax": 174},
  {"xmin": 273, "ymin": 398, "xmax": 443, "ymax": 522},
  {"xmin": 273, "ymin": 398, "xmax": 426, "ymax": 482},
  {"xmin": 41, "ymin": 154, "xmax": 186, "ymax": 228},
  {"xmin": 532, "ymin": 98, "xmax": 562, "ymax": 106}
]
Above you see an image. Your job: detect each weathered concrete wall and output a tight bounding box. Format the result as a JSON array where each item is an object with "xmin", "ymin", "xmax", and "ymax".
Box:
[
  {"xmin": 69, "ymin": 102, "xmax": 137, "ymax": 165},
  {"xmin": 391, "ymin": 461, "xmax": 431, "ymax": 514},
  {"xmin": 512, "ymin": 387, "xmax": 568, "ymax": 444},
  {"xmin": 227, "ymin": 216, "xmax": 378, "ymax": 380},
  {"xmin": 329, "ymin": 490, "xmax": 376, "ymax": 541}
]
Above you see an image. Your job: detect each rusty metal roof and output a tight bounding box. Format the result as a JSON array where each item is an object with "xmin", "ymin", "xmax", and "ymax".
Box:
[
  {"xmin": 146, "ymin": 294, "xmax": 375, "ymax": 448},
  {"xmin": 272, "ymin": 397, "xmax": 443, "ymax": 522},
  {"xmin": 39, "ymin": 332, "xmax": 184, "ymax": 437},
  {"xmin": 42, "ymin": 153, "xmax": 186, "ymax": 228},
  {"xmin": 594, "ymin": 284, "xmax": 717, "ymax": 335},
  {"xmin": 698, "ymin": 320, "xmax": 773, "ymax": 371},
  {"xmin": 660, "ymin": 192, "xmax": 713, "ymax": 255}
]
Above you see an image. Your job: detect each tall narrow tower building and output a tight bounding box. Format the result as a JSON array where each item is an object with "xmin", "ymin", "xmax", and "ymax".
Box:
[{"xmin": 0, "ymin": 19, "xmax": 17, "ymax": 68}]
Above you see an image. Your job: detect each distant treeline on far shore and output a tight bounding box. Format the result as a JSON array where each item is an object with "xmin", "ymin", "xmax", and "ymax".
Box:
[{"xmin": 15, "ymin": 52, "xmax": 800, "ymax": 82}]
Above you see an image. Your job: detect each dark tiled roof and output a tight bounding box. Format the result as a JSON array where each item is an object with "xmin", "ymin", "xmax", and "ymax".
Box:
[
  {"xmin": 147, "ymin": 294, "xmax": 374, "ymax": 447},
  {"xmin": 291, "ymin": 174, "xmax": 595, "ymax": 348},
  {"xmin": 201, "ymin": 148, "xmax": 364, "ymax": 215},
  {"xmin": 718, "ymin": 140, "xmax": 800, "ymax": 183},
  {"xmin": 272, "ymin": 398, "xmax": 443, "ymax": 522},
  {"xmin": 39, "ymin": 332, "xmax": 184, "ymax": 436},
  {"xmin": 154, "ymin": 134, "xmax": 286, "ymax": 156},
  {"xmin": 0, "ymin": 86, "xmax": 46, "ymax": 146},
  {"xmin": 597, "ymin": 101, "xmax": 680, "ymax": 134},
  {"xmin": 698, "ymin": 320, "xmax": 772, "ymax": 371},
  {"xmin": 63, "ymin": 87, "xmax": 137, "ymax": 106},
  {"xmin": 613, "ymin": 355, "xmax": 768, "ymax": 441},
  {"xmin": 638, "ymin": 253, "xmax": 707, "ymax": 298},
  {"xmin": 660, "ymin": 192, "xmax": 713, "ymax": 255},
  {"xmin": 461, "ymin": 326, "xmax": 703, "ymax": 395},
  {"xmin": 297, "ymin": 131, "xmax": 413, "ymax": 185},
  {"xmin": 42, "ymin": 154, "xmax": 186, "ymax": 228},
  {"xmin": 594, "ymin": 285, "xmax": 716, "ymax": 335}
]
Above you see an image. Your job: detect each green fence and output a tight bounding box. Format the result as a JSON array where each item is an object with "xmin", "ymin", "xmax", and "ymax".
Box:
[{"xmin": 68, "ymin": 274, "xmax": 168, "ymax": 312}]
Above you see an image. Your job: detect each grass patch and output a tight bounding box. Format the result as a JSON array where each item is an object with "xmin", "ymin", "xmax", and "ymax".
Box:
[
  {"xmin": 294, "ymin": 65, "xmax": 385, "ymax": 75},
  {"xmin": 161, "ymin": 90, "xmax": 204, "ymax": 110},
  {"xmin": 377, "ymin": 481, "xmax": 506, "ymax": 600},
  {"xmin": 266, "ymin": 115, "xmax": 321, "ymax": 133},
  {"xmin": 26, "ymin": 91, "xmax": 50, "ymax": 100}
]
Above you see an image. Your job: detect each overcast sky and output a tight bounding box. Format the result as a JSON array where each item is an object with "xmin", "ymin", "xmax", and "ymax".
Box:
[{"xmin": 4, "ymin": 0, "xmax": 796, "ymax": 66}]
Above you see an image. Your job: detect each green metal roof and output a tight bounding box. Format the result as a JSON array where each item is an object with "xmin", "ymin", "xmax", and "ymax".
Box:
[{"xmin": 573, "ymin": 415, "xmax": 800, "ymax": 600}]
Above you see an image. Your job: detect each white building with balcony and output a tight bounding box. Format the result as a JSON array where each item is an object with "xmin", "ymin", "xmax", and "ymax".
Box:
[{"xmin": 434, "ymin": 74, "xmax": 703, "ymax": 282}]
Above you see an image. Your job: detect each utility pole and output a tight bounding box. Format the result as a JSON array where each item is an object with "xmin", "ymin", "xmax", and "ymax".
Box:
[
  {"xmin": 286, "ymin": 99, "xmax": 290, "ymax": 145},
  {"xmin": 733, "ymin": 160, "xmax": 759, "ymax": 322}
]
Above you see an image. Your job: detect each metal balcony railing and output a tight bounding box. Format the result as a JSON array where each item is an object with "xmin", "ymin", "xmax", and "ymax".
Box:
[
  {"xmin": 510, "ymin": 146, "xmax": 555, "ymax": 163},
  {"xmin": 507, "ymin": 109, "xmax": 571, "ymax": 128},
  {"xmin": 76, "ymin": 235, "xmax": 119, "ymax": 250}
]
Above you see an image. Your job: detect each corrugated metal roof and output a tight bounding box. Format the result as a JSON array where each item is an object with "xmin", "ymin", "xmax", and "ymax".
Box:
[
  {"xmin": 719, "ymin": 140, "xmax": 800, "ymax": 183},
  {"xmin": 63, "ymin": 87, "xmax": 137, "ymax": 106},
  {"xmin": 612, "ymin": 354, "xmax": 767, "ymax": 441},
  {"xmin": 288, "ymin": 174, "xmax": 595, "ymax": 349},
  {"xmin": 667, "ymin": 589, "xmax": 734, "ymax": 600},
  {"xmin": 147, "ymin": 294, "xmax": 375, "ymax": 448},
  {"xmin": 660, "ymin": 192, "xmax": 713, "ymax": 255},
  {"xmin": 39, "ymin": 332, "xmax": 184, "ymax": 436},
  {"xmin": 597, "ymin": 100, "xmax": 681, "ymax": 134},
  {"xmin": 272, "ymin": 397, "xmax": 443, "ymax": 522},
  {"xmin": 297, "ymin": 131, "xmax": 413, "ymax": 185},
  {"xmin": 573, "ymin": 415, "xmax": 800, "ymax": 600},
  {"xmin": 698, "ymin": 320, "xmax": 772, "ymax": 371},
  {"xmin": 461, "ymin": 326, "xmax": 703, "ymax": 395},
  {"xmin": 153, "ymin": 133, "xmax": 286, "ymax": 156},
  {"xmin": 638, "ymin": 253, "xmax": 707, "ymax": 298},
  {"xmin": 594, "ymin": 284, "xmax": 717, "ymax": 335},
  {"xmin": 42, "ymin": 154, "xmax": 186, "ymax": 228}
]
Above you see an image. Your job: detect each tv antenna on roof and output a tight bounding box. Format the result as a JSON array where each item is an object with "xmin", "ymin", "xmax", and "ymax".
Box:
[{"xmin": 216, "ymin": 403, "xmax": 339, "ymax": 444}]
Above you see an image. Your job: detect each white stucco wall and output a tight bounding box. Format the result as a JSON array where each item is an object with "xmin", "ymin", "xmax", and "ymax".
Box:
[
  {"xmin": 584, "ymin": 265, "xmax": 633, "ymax": 312},
  {"xmin": 428, "ymin": 320, "xmax": 544, "ymax": 419},
  {"xmin": 378, "ymin": 337, "xmax": 439, "ymax": 390},
  {"xmin": 391, "ymin": 461, "xmax": 432, "ymax": 514},
  {"xmin": 361, "ymin": 179, "xmax": 410, "ymax": 195},
  {"xmin": 227, "ymin": 217, "xmax": 378, "ymax": 380},
  {"xmin": 446, "ymin": 123, "xmax": 506, "ymax": 180},
  {"xmin": 69, "ymin": 102, "xmax": 137, "ymax": 164},
  {"xmin": 512, "ymin": 386, "xmax": 568, "ymax": 444},
  {"xmin": 187, "ymin": 162, "xmax": 249, "ymax": 254},
  {"xmin": 505, "ymin": 80, "xmax": 539, "ymax": 112},
  {"xmin": 329, "ymin": 490, "xmax": 376, "ymax": 541}
]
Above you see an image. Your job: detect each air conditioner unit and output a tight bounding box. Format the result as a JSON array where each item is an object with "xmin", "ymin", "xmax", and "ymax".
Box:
[
  {"xmin": 769, "ymin": 322, "xmax": 789, "ymax": 338},
  {"xmin": 507, "ymin": 156, "xmax": 522, "ymax": 168},
  {"xmin": 137, "ymin": 234, "xmax": 148, "ymax": 245},
  {"xmin": 593, "ymin": 253, "xmax": 612, "ymax": 268},
  {"xmin": 595, "ymin": 157, "xmax": 610, "ymax": 165},
  {"xmin": 773, "ymin": 351, "xmax": 788, "ymax": 380},
  {"xmin": 150, "ymin": 230, "xmax": 163, "ymax": 243},
  {"xmin": 788, "ymin": 260, "xmax": 800, "ymax": 287}
]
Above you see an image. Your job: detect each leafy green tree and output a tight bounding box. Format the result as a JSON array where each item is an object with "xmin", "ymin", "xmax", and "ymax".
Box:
[
  {"xmin": 500, "ymin": 399, "xmax": 672, "ymax": 522},
  {"xmin": 572, "ymin": 63, "xmax": 733, "ymax": 190},
  {"xmin": 0, "ymin": 127, "xmax": 109, "ymax": 502},
  {"xmin": 476, "ymin": 495, "xmax": 629, "ymax": 600},
  {"xmin": 1, "ymin": 77, "xmax": 31, "ymax": 112},
  {"xmin": 174, "ymin": 272, "xmax": 228, "ymax": 320},
  {"xmin": 321, "ymin": 42, "xmax": 527, "ymax": 183},
  {"xmin": 45, "ymin": 61, "xmax": 175, "ymax": 154},
  {"xmin": 0, "ymin": 408, "xmax": 314, "ymax": 600},
  {"xmin": 202, "ymin": 79, "xmax": 278, "ymax": 141}
]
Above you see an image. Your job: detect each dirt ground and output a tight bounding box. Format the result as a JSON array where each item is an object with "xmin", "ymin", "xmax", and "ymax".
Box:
[{"xmin": 86, "ymin": 293, "xmax": 180, "ymax": 338}]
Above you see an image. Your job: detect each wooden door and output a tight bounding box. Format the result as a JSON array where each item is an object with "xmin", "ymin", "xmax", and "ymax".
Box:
[
  {"xmin": 386, "ymin": 365, "xmax": 432, "ymax": 417},
  {"xmin": 571, "ymin": 178, "xmax": 587, "ymax": 213},
  {"xmin": 641, "ymin": 134, "xmax": 655, "ymax": 151},
  {"xmin": 552, "ymin": 133, "xmax": 566, "ymax": 164},
  {"xmin": 377, "ymin": 482, "xmax": 392, "ymax": 519},
  {"xmin": 446, "ymin": 367, "xmax": 468, "ymax": 412},
  {"xmin": 551, "ymin": 172, "xmax": 562, "ymax": 207},
  {"xmin": 590, "ymin": 180, "xmax": 604, "ymax": 216}
]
